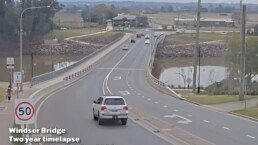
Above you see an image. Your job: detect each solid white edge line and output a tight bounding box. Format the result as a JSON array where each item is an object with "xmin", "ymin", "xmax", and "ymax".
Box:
[{"xmin": 103, "ymin": 38, "xmax": 138, "ymax": 96}]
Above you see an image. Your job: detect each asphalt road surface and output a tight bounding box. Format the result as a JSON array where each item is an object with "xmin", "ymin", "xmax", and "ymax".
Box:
[{"xmin": 38, "ymin": 31, "xmax": 258, "ymax": 145}]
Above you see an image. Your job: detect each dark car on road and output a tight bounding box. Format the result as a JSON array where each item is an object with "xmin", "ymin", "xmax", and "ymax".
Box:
[{"xmin": 131, "ymin": 39, "xmax": 135, "ymax": 43}]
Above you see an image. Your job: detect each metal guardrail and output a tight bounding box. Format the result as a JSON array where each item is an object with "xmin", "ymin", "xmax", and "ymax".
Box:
[
  {"xmin": 31, "ymin": 33, "xmax": 125, "ymax": 86},
  {"xmin": 145, "ymin": 33, "xmax": 169, "ymax": 88}
]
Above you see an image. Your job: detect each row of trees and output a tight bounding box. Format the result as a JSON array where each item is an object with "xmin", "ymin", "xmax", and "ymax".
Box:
[
  {"xmin": 225, "ymin": 33, "xmax": 258, "ymax": 94},
  {"xmin": 81, "ymin": 4, "xmax": 124, "ymax": 25},
  {"xmin": 0, "ymin": 0, "xmax": 63, "ymax": 43},
  {"xmin": 81, "ymin": 4, "xmax": 149, "ymax": 27}
]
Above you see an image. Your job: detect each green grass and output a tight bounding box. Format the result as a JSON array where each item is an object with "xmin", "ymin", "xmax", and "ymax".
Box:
[
  {"xmin": 183, "ymin": 94, "xmax": 258, "ymax": 105},
  {"xmin": 233, "ymin": 107, "xmax": 258, "ymax": 119},
  {"xmin": 175, "ymin": 32, "xmax": 227, "ymax": 41},
  {"xmin": 0, "ymin": 87, "xmax": 6, "ymax": 102},
  {"xmin": 44, "ymin": 28, "xmax": 102, "ymax": 39}
]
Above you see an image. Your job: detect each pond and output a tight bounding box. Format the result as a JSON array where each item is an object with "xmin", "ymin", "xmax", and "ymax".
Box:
[
  {"xmin": 0, "ymin": 54, "xmax": 84, "ymax": 82},
  {"xmin": 153, "ymin": 57, "xmax": 229, "ymax": 88},
  {"xmin": 159, "ymin": 65, "xmax": 228, "ymax": 88}
]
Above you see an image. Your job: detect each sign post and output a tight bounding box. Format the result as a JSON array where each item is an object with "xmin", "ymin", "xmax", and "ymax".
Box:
[
  {"xmin": 15, "ymin": 99, "xmax": 35, "ymax": 125},
  {"xmin": 13, "ymin": 72, "xmax": 22, "ymax": 98},
  {"xmin": 6, "ymin": 57, "xmax": 15, "ymax": 87}
]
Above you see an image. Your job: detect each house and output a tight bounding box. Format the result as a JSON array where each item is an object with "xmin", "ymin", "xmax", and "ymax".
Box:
[
  {"xmin": 174, "ymin": 18, "xmax": 235, "ymax": 27},
  {"xmin": 112, "ymin": 14, "xmax": 137, "ymax": 27}
]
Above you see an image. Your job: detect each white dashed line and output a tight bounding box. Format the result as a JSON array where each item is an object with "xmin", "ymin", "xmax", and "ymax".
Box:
[
  {"xmin": 203, "ymin": 120, "xmax": 209, "ymax": 123},
  {"xmin": 174, "ymin": 109, "xmax": 178, "ymax": 112},
  {"xmin": 155, "ymin": 102, "xmax": 159, "ymax": 104},
  {"xmin": 148, "ymin": 98, "xmax": 151, "ymax": 101},
  {"xmin": 142, "ymin": 96, "xmax": 145, "ymax": 98},
  {"xmin": 163, "ymin": 105, "xmax": 168, "ymax": 108},
  {"xmin": 246, "ymin": 135, "xmax": 255, "ymax": 139},
  {"xmin": 187, "ymin": 114, "xmax": 192, "ymax": 117},
  {"xmin": 222, "ymin": 127, "xmax": 230, "ymax": 130}
]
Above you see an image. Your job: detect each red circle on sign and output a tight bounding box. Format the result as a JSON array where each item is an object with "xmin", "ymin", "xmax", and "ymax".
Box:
[{"xmin": 15, "ymin": 101, "xmax": 35, "ymax": 121}]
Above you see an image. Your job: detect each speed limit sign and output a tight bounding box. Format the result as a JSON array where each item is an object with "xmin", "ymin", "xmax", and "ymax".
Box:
[{"xmin": 15, "ymin": 99, "xmax": 35, "ymax": 124}]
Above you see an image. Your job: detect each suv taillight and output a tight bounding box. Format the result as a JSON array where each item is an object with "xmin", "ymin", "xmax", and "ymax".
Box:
[
  {"xmin": 100, "ymin": 106, "xmax": 107, "ymax": 111},
  {"xmin": 123, "ymin": 106, "xmax": 128, "ymax": 110}
]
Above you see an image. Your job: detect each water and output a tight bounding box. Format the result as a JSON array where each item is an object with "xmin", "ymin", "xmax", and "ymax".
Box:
[
  {"xmin": 0, "ymin": 54, "xmax": 83, "ymax": 82},
  {"xmin": 159, "ymin": 65, "xmax": 228, "ymax": 88}
]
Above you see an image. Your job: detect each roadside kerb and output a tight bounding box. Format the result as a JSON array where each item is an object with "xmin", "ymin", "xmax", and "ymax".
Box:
[
  {"xmin": 31, "ymin": 32, "xmax": 125, "ymax": 86},
  {"xmin": 229, "ymin": 112, "xmax": 258, "ymax": 122},
  {"xmin": 22, "ymin": 33, "xmax": 132, "ymax": 144},
  {"xmin": 129, "ymin": 108, "xmax": 215, "ymax": 145}
]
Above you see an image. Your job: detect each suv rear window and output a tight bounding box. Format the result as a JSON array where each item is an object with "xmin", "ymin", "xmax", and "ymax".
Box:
[{"xmin": 104, "ymin": 98, "xmax": 125, "ymax": 105}]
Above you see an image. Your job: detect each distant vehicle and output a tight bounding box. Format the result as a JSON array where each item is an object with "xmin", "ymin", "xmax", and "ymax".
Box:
[
  {"xmin": 122, "ymin": 44, "xmax": 129, "ymax": 50},
  {"xmin": 93, "ymin": 96, "xmax": 128, "ymax": 125},
  {"xmin": 141, "ymin": 33, "xmax": 145, "ymax": 36},
  {"xmin": 136, "ymin": 34, "xmax": 141, "ymax": 38},
  {"xmin": 145, "ymin": 35, "xmax": 150, "ymax": 39},
  {"xmin": 131, "ymin": 39, "xmax": 135, "ymax": 43},
  {"xmin": 145, "ymin": 39, "xmax": 150, "ymax": 44},
  {"xmin": 176, "ymin": 28, "xmax": 185, "ymax": 34}
]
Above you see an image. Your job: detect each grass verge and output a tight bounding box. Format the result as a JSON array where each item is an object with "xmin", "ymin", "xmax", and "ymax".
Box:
[
  {"xmin": 183, "ymin": 94, "xmax": 258, "ymax": 105},
  {"xmin": 233, "ymin": 107, "xmax": 258, "ymax": 119},
  {"xmin": 0, "ymin": 87, "xmax": 6, "ymax": 102},
  {"xmin": 44, "ymin": 28, "xmax": 102, "ymax": 39}
]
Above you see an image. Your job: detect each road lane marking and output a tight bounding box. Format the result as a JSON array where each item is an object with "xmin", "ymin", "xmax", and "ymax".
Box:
[
  {"xmin": 203, "ymin": 120, "xmax": 209, "ymax": 123},
  {"xmin": 148, "ymin": 98, "xmax": 151, "ymax": 101},
  {"xmin": 187, "ymin": 114, "xmax": 192, "ymax": 117},
  {"xmin": 174, "ymin": 109, "xmax": 178, "ymax": 112},
  {"xmin": 222, "ymin": 127, "xmax": 230, "ymax": 130},
  {"xmin": 164, "ymin": 114, "xmax": 192, "ymax": 124},
  {"xmin": 155, "ymin": 102, "xmax": 159, "ymax": 104},
  {"xmin": 246, "ymin": 135, "xmax": 255, "ymax": 139},
  {"xmin": 163, "ymin": 105, "xmax": 168, "ymax": 108},
  {"xmin": 119, "ymin": 91, "xmax": 130, "ymax": 95},
  {"xmin": 103, "ymin": 40, "xmax": 137, "ymax": 95},
  {"xmin": 142, "ymin": 96, "xmax": 145, "ymax": 98},
  {"xmin": 113, "ymin": 76, "xmax": 122, "ymax": 80}
]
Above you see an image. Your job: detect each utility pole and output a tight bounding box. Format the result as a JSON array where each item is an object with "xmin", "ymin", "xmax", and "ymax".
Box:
[
  {"xmin": 239, "ymin": 5, "xmax": 246, "ymax": 101},
  {"xmin": 193, "ymin": 0, "xmax": 201, "ymax": 93},
  {"xmin": 31, "ymin": 53, "xmax": 34, "ymax": 79}
]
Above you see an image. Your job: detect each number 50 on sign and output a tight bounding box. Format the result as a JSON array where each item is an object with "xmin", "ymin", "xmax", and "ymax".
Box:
[{"xmin": 15, "ymin": 99, "xmax": 35, "ymax": 124}]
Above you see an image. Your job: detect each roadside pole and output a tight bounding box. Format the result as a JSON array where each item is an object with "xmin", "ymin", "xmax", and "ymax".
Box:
[
  {"xmin": 193, "ymin": 0, "xmax": 201, "ymax": 93},
  {"xmin": 239, "ymin": 5, "xmax": 246, "ymax": 101}
]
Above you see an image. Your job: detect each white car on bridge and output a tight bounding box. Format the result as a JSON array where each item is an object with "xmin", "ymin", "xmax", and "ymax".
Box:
[{"xmin": 93, "ymin": 96, "xmax": 128, "ymax": 125}]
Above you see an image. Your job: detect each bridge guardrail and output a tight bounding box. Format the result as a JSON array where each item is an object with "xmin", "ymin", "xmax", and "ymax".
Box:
[
  {"xmin": 31, "ymin": 33, "xmax": 125, "ymax": 86},
  {"xmin": 145, "ymin": 33, "xmax": 179, "ymax": 97}
]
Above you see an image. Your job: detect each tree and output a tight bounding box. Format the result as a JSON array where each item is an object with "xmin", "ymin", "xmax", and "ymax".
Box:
[
  {"xmin": 167, "ymin": 5, "xmax": 174, "ymax": 12},
  {"xmin": 225, "ymin": 33, "xmax": 258, "ymax": 86},
  {"xmin": 21, "ymin": 0, "xmax": 64, "ymax": 41}
]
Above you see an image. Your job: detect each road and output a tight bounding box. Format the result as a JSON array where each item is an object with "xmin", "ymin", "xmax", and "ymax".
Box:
[
  {"xmin": 37, "ymin": 36, "xmax": 172, "ymax": 145},
  {"xmin": 38, "ymin": 31, "xmax": 258, "ymax": 145}
]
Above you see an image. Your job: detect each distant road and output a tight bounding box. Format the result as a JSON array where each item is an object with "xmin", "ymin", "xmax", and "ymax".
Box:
[{"xmin": 38, "ymin": 30, "xmax": 258, "ymax": 145}]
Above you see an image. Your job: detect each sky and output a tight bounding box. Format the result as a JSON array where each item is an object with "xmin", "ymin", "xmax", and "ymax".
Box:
[{"xmin": 59, "ymin": 0, "xmax": 258, "ymax": 4}]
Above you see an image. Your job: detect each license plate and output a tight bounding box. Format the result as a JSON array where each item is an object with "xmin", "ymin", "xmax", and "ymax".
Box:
[{"xmin": 111, "ymin": 110, "xmax": 118, "ymax": 112}]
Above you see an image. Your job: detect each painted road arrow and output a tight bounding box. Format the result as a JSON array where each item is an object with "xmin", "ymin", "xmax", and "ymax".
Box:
[{"xmin": 164, "ymin": 114, "xmax": 192, "ymax": 124}]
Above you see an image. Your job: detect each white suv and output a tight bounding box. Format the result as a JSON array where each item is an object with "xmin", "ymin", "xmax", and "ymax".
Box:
[{"xmin": 93, "ymin": 96, "xmax": 128, "ymax": 125}]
